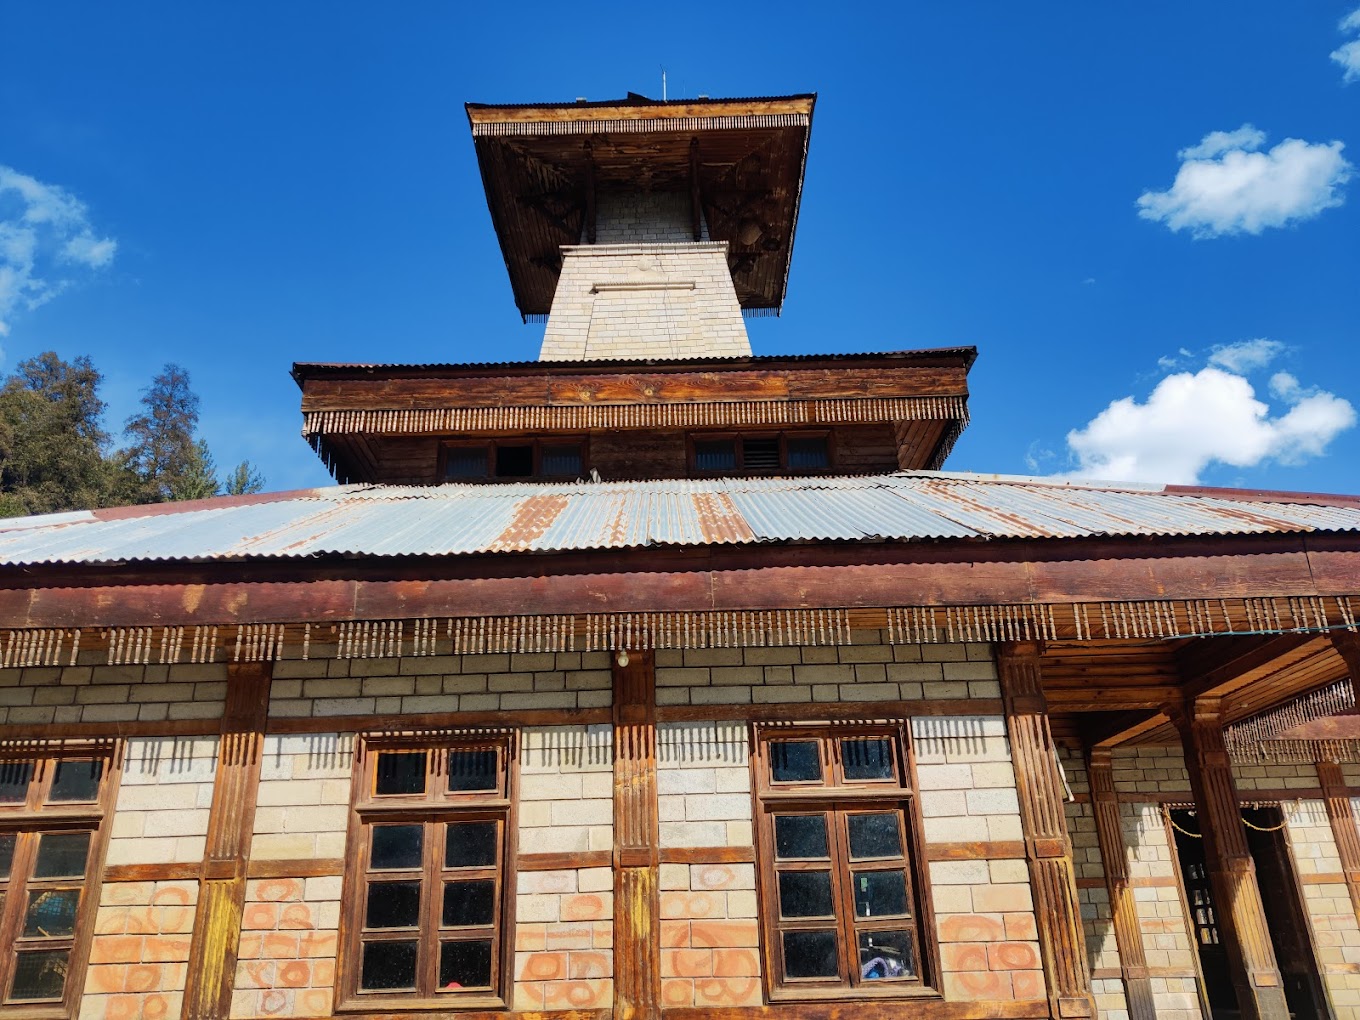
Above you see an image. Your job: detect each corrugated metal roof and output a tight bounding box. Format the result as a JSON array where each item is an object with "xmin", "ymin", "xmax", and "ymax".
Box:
[{"xmin": 0, "ymin": 471, "xmax": 1357, "ymax": 567}]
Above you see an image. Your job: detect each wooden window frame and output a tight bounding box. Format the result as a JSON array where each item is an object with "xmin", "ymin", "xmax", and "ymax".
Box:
[
  {"xmin": 438, "ymin": 438, "xmax": 588, "ymax": 483},
  {"xmin": 0, "ymin": 744, "xmax": 117, "ymax": 1020},
  {"xmin": 750, "ymin": 723, "xmax": 939, "ymax": 1003},
  {"xmin": 686, "ymin": 430, "xmax": 833, "ymax": 476},
  {"xmin": 336, "ymin": 732, "xmax": 518, "ymax": 1013}
]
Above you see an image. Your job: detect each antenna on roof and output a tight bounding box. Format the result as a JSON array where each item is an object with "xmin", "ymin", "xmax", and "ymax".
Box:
[{"xmin": 661, "ymin": 67, "xmax": 667, "ymax": 101}]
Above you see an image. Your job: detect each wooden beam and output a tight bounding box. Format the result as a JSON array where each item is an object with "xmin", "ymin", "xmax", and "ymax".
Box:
[
  {"xmin": 1178, "ymin": 633, "xmax": 1319, "ymax": 700},
  {"xmin": 583, "ymin": 142, "xmax": 597, "ymax": 244},
  {"xmin": 689, "ymin": 137, "xmax": 703, "ymax": 241},
  {"xmin": 1088, "ymin": 710, "xmax": 1168, "ymax": 749},
  {"xmin": 182, "ymin": 662, "xmax": 270, "ymax": 1020},
  {"xmin": 1317, "ymin": 760, "xmax": 1360, "ymax": 927},
  {"xmin": 1086, "ymin": 749, "xmax": 1156, "ymax": 1020},
  {"xmin": 1168, "ymin": 696, "xmax": 1289, "ymax": 1020},
  {"xmin": 612, "ymin": 649, "xmax": 659, "ymax": 1020},
  {"xmin": 998, "ymin": 642, "xmax": 1094, "ymax": 1019}
]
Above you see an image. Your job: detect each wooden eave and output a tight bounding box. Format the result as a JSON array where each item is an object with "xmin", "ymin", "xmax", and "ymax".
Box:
[
  {"xmin": 1, "ymin": 529, "xmax": 1356, "ymax": 631},
  {"xmin": 293, "ymin": 349, "xmax": 975, "ymax": 481},
  {"xmin": 465, "ymin": 94, "xmax": 816, "ymax": 317}
]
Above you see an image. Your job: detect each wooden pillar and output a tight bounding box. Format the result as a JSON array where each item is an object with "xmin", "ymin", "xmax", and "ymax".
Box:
[
  {"xmin": 1317, "ymin": 759, "xmax": 1360, "ymax": 923},
  {"xmin": 997, "ymin": 642, "xmax": 1094, "ymax": 1019},
  {"xmin": 612, "ymin": 649, "xmax": 660, "ymax": 1020},
  {"xmin": 1169, "ymin": 695, "xmax": 1289, "ymax": 1020},
  {"xmin": 182, "ymin": 662, "xmax": 271, "ymax": 1020},
  {"xmin": 1086, "ymin": 748, "xmax": 1157, "ymax": 1020}
]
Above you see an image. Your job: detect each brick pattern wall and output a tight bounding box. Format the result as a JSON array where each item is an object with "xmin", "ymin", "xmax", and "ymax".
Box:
[
  {"xmin": 250, "ymin": 734, "xmax": 352, "ymax": 861},
  {"xmin": 81, "ymin": 881, "xmax": 198, "ymax": 1020},
  {"xmin": 108, "ymin": 737, "xmax": 217, "ymax": 866},
  {"xmin": 268, "ymin": 652, "xmax": 611, "ymax": 718},
  {"xmin": 592, "ymin": 192, "xmax": 709, "ymax": 244},
  {"xmin": 0, "ymin": 657, "xmax": 225, "ymax": 726},
  {"xmin": 513, "ymin": 867, "xmax": 613, "ymax": 1010},
  {"xmin": 514, "ymin": 725, "xmax": 613, "ymax": 1010},
  {"xmin": 655, "ymin": 637, "xmax": 1000, "ymax": 708},
  {"xmin": 1281, "ymin": 799, "xmax": 1360, "ymax": 1009},
  {"xmin": 231, "ymin": 877, "xmax": 340, "ymax": 1019},
  {"xmin": 539, "ymin": 243, "xmax": 750, "ymax": 361},
  {"xmin": 915, "ymin": 716, "xmax": 1042, "ymax": 1002},
  {"xmin": 654, "ymin": 721, "xmax": 758, "ymax": 1007},
  {"xmin": 659, "ymin": 862, "xmax": 761, "ymax": 1009}
]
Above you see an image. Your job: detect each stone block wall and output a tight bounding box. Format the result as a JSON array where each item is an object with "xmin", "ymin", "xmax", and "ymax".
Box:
[
  {"xmin": 232, "ymin": 877, "xmax": 340, "ymax": 1019},
  {"xmin": 0, "ymin": 656, "xmax": 225, "ymax": 726},
  {"xmin": 110, "ymin": 737, "xmax": 217, "ymax": 866},
  {"xmin": 82, "ymin": 880, "xmax": 198, "ymax": 1020},
  {"xmin": 592, "ymin": 192, "xmax": 709, "ymax": 244},
  {"xmin": 539, "ymin": 243, "xmax": 750, "ymax": 361}
]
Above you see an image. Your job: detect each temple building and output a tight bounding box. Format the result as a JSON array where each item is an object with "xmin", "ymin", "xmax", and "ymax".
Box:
[{"xmin": 2, "ymin": 91, "xmax": 1360, "ymax": 1020}]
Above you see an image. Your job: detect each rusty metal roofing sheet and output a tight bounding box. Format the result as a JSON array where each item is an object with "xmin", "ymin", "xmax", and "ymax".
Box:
[{"xmin": 0, "ymin": 471, "xmax": 1357, "ymax": 567}]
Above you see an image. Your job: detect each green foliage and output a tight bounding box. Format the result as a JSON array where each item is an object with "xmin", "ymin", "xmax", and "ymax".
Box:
[
  {"xmin": 0, "ymin": 352, "xmax": 131, "ymax": 516},
  {"xmin": 0, "ymin": 353, "xmax": 267, "ymax": 517}
]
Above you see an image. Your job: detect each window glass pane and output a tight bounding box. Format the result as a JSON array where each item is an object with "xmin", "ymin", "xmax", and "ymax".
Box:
[
  {"xmin": 439, "ymin": 939, "xmax": 492, "ymax": 990},
  {"xmin": 9, "ymin": 949, "xmax": 68, "ymax": 1000},
  {"xmin": 774, "ymin": 815, "xmax": 829, "ymax": 860},
  {"xmin": 370, "ymin": 825, "xmax": 423, "ymax": 870},
  {"xmin": 48, "ymin": 759, "xmax": 104, "ymax": 803},
  {"xmin": 854, "ymin": 871, "xmax": 908, "ymax": 918},
  {"xmin": 842, "ymin": 739, "xmax": 894, "ymax": 781},
  {"xmin": 694, "ymin": 439, "xmax": 736, "ymax": 471},
  {"xmin": 742, "ymin": 437, "xmax": 780, "ymax": 470},
  {"xmin": 365, "ymin": 881, "xmax": 421, "ymax": 929},
  {"xmin": 782, "ymin": 930, "xmax": 839, "ymax": 979},
  {"xmin": 847, "ymin": 813, "xmax": 903, "ymax": 860},
  {"xmin": 495, "ymin": 445, "xmax": 533, "ymax": 478},
  {"xmin": 446, "ymin": 821, "xmax": 498, "ymax": 868},
  {"xmin": 786, "ymin": 436, "xmax": 829, "ymax": 469},
  {"xmin": 445, "ymin": 448, "xmax": 489, "ymax": 480},
  {"xmin": 442, "ymin": 880, "xmax": 495, "ymax": 927},
  {"xmin": 374, "ymin": 752, "xmax": 426, "ymax": 796},
  {"xmin": 360, "ymin": 941, "xmax": 418, "ymax": 991},
  {"xmin": 24, "ymin": 888, "xmax": 80, "ymax": 937},
  {"xmin": 447, "ymin": 750, "xmax": 498, "ymax": 792},
  {"xmin": 33, "ymin": 832, "xmax": 90, "ymax": 879},
  {"xmin": 0, "ymin": 832, "xmax": 15, "ymax": 878},
  {"xmin": 0, "ymin": 761, "xmax": 33, "ymax": 803},
  {"xmin": 858, "ymin": 929, "xmax": 916, "ymax": 980},
  {"xmin": 540, "ymin": 444, "xmax": 582, "ymax": 477},
  {"xmin": 770, "ymin": 741, "xmax": 821, "ymax": 783},
  {"xmin": 777, "ymin": 871, "xmax": 834, "ymax": 918}
]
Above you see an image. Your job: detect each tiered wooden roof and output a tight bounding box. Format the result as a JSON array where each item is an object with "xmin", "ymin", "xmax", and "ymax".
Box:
[{"xmin": 466, "ymin": 94, "xmax": 815, "ymax": 318}]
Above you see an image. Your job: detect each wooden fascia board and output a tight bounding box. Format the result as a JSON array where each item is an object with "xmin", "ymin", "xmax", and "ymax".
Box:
[
  {"xmin": 465, "ymin": 96, "xmax": 816, "ymax": 126},
  {"xmin": 0, "ymin": 532, "xmax": 1357, "ymax": 630}
]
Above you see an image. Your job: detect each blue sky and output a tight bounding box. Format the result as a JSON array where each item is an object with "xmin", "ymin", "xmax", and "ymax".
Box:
[{"xmin": 2, "ymin": 3, "xmax": 1358, "ymax": 495}]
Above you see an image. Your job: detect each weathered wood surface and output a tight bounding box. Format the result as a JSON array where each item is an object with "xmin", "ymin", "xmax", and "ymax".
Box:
[
  {"xmin": 1087, "ymin": 749, "xmax": 1156, "ymax": 1020},
  {"xmin": 182, "ymin": 662, "xmax": 270, "ymax": 1020},
  {"xmin": 998, "ymin": 642, "xmax": 1094, "ymax": 1019},
  {"xmin": 1169, "ymin": 696, "xmax": 1289, "ymax": 1020},
  {"xmin": 612, "ymin": 650, "xmax": 660, "ymax": 1020},
  {"xmin": 1317, "ymin": 759, "xmax": 1360, "ymax": 925}
]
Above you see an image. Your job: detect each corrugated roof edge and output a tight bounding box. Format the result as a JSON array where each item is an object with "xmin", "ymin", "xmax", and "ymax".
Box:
[
  {"xmin": 290, "ymin": 347, "xmax": 979, "ymax": 384},
  {"xmin": 1, "ymin": 470, "xmax": 1357, "ymax": 536}
]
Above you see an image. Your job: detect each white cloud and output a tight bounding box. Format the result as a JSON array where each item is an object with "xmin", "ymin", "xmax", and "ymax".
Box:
[
  {"xmin": 1137, "ymin": 126, "xmax": 1352, "ymax": 237},
  {"xmin": 1178, "ymin": 125, "xmax": 1267, "ymax": 161},
  {"xmin": 1335, "ymin": 7, "xmax": 1360, "ymax": 82},
  {"xmin": 1207, "ymin": 337, "xmax": 1284, "ymax": 373},
  {"xmin": 1063, "ymin": 366, "xmax": 1356, "ymax": 485},
  {"xmin": 0, "ymin": 165, "xmax": 117, "ymax": 337}
]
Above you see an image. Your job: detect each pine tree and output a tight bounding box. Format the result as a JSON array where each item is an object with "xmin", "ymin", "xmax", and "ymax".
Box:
[
  {"xmin": 223, "ymin": 460, "xmax": 265, "ymax": 496},
  {"xmin": 170, "ymin": 439, "xmax": 221, "ymax": 501},
  {"xmin": 123, "ymin": 364, "xmax": 202, "ymax": 502}
]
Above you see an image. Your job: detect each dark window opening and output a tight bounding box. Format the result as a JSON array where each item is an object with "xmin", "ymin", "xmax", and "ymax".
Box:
[
  {"xmin": 442, "ymin": 440, "xmax": 585, "ymax": 482},
  {"xmin": 493, "ymin": 445, "xmax": 533, "ymax": 478},
  {"xmin": 689, "ymin": 432, "xmax": 832, "ymax": 476}
]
